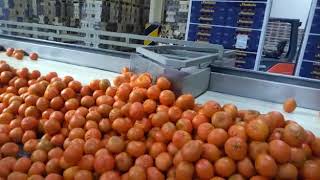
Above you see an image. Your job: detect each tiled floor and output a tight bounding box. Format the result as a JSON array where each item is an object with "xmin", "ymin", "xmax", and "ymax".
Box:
[{"xmin": 1, "ymin": 53, "xmax": 319, "ymax": 136}]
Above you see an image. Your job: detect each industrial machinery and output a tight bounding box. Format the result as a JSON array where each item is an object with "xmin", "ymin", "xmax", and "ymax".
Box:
[
  {"xmin": 132, "ymin": 45, "xmax": 223, "ymax": 96},
  {"xmin": 259, "ymin": 18, "xmax": 302, "ymax": 75},
  {"xmin": 0, "ymin": 19, "xmax": 319, "ymax": 134},
  {"xmin": 0, "ymin": 33, "xmax": 319, "ymax": 112},
  {"xmin": 1, "ymin": 2, "xmax": 320, "ymax": 179}
]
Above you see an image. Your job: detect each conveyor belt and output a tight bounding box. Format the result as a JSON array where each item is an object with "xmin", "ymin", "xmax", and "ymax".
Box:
[
  {"xmin": 0, "ymin": 53, "xmax": 119, "ymax": 85},
  {"xmin": 1, "ymin": 53, "xmax": 319, "ymax": 136},
  {"xmin": 198, "ymin": 92, "xmax": 320, "ymax": 136}
]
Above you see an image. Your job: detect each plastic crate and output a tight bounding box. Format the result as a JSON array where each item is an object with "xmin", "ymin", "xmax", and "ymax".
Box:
[
  {"xmin": 191, "ymin": 1, "xmax": 202, "ymax": 15},
  {"xmin": 210, "ymin": 27, "xmax": 224, "ymax": 44},
  {"xmin": 186, "ymin": 0, "xmax": 269, "ymax": 66},
  {"xmin": 212, "ymin": 15, "xmax": 226, "ymax": 26},
  {"xmin": 252, "ymin": 12, "xmax": 265, "ymax": 29},
  {"xmin": 247, "ymin": 31, "xmax": 261, "ymax": 51},
  {"xmin": 17, "ymin": 17, "xmax": 24, "ymax": 22},
  {"xmin": 1, "ymin": 8, "xmax": 9, "ymax": 19},
  {"xmin": 304, "ymin": 35, "xmax": 320, "ymax": 61},
  {"xmin": 189, "ymin": 27, "xmax": 262, "ymax": 51},
  {"xmin": 300, "ymin": 61, "xmax": 320, "ymax": 80},
  {"xmin": 197, "ymin": 27, "xmax": 212, "ymax": 42},
  {"xmin": 197, "ymin": 36, "xmax": 210, "ymax": 42},
  {"xmin": 201, "ymin": 1, "xmax": 216, "ymax": 7},
  {"xmin": 235, "ymin": 52, "xmax": 256, "ymax": 69},
  {"xmin": 220, "ymin": 28, "xmax": 236, "ymax": 49},
  {"xmin": 192, "ymin": 1, "xmax": 202, "ymax": 8},
  {"xmin": 221, "ymin": 39, "xmax": 236, "ymax": 49},
  {"xmin": 212, "ymin": 56, "xmax": 236, "ymax": 67},
  {"xmin": 197, "ymin": 29, "xmax": 212, "ymax": 41},
  {"xmin": 191, "ymin": 2, "xmax": 227, "ymax": 25},
  {"xmin": 225, "ymin": 4, "xmax": 241, "ymax": 27},
  {"xmin": 304, "ymin": 51, "xmax": 319, "ymax": 62},
  {"xmin": 197, "ymin": 15, "xmax": 226, "ymax": 26},
  {"xmin": 238, "ymin": 14, "xmax": 264, "ymax": 29},
  {"xmin": 198, "ymin": 13, "xmax": 212, "ymax": 24},
  {"xmin": 237, "ymin": 17, "xmax": 259, "ymax": 29},
  {"xmin": 0, "ymin": 0, "xmax": 15, "ymax": 8},
  {"xmin": 233, "ymin": 29, "xmax": 261, "ymax": 51},
  {"xmin": 187, "ymin": 24, "xmax": 199, "ymax": 41},
  {"xmin": 237, "ymin": 3, "xmax": 265, "ymax": 29},
  {"xmin": 242, "ymin": 0, "xmax": 268, "ymax": 1},
  {"xmin": 210, "ymin": 36, "xmax": 221, "ymax": 44},
  {"xmin": 311, "ymin": 9, "xmax": 320, "ymax": 33},
  {"xmin": 211, "ymin": 3, "xmax": 227, "ymax": 25},
  {"xmin": 191, "ymin": 1, "xmax": 265, "ymax": 28}
]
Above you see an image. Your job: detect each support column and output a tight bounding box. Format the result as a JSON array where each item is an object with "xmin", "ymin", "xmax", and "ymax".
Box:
[{"xmin": 149, "ymin": 0, "xmax": 165, "ymax": 23}]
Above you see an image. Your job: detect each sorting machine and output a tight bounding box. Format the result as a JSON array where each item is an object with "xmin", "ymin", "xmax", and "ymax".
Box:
[{"xmin": 0, "ymin": 33, "xmax": 319, "ymax": 135}]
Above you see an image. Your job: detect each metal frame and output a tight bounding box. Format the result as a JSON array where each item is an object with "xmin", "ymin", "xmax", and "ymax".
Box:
[
  {"xmin": 254, "ymin": 0, "xmax": 273, "ymax": 70},
  {"xmin": 189, "ymin": 23, "xmax": 263, "ymax": 31},
  {"xmin": 0, "ymin": 31, "xmax": 223, "ymax": 73},
  {"xmin": 191, "ymin": 0, "xmax": 269, "ymax": 3},
  {"xmin": 1, "ymin": 34, "xmax": 320, "ymax": 110},
  {"xmin": 136, "ymin": 45, "xmax": 223, "ymax": 68},
  {"xmin": 0, "ymin": 35, "xmax": 131, "ymax": 73},
  {"xmin": 210, "ymin": 66, "xmax": 320, "ymax": 110},
  {"xmin": 294, "ymin": 0, "xmax": 318, "ymax": 76},
  {"xmin": 0, "ymin": 20, "xmax": 221, "ymax": 50},
  {"xmin": 185, "ymin": 0, "xmax": 194, "ymax": 41},
  {"xmin": 149, "ymin": 0, "xmax": 166, "ymax": 23}
]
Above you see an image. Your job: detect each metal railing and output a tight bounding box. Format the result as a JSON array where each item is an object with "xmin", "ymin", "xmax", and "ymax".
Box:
[{"xmin": 0, "ymin": 20, "xmax": 223, "ymax": 51}]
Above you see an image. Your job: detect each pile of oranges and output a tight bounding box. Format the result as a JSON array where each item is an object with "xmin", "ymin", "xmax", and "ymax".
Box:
[
  {"xmin": 0, "ymin": 60, "xmax": 319, "ymax": 180},
  {"xmin": 6, "ymin": 48, "xmax": 38, "ymax": 61}
]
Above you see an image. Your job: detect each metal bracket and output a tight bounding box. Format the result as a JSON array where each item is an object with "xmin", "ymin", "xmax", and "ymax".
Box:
[{"xmin": 136, "ymin": 45, "xmax": 223, "ymax": 69}]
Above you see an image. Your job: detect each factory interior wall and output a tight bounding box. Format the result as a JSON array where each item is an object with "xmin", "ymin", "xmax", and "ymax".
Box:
[{"xmin": 270, "ymin": 0, "xmax": 313, "ymax": 29}]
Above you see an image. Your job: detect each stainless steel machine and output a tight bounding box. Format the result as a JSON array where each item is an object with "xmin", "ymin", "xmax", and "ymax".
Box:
[
  {"xmin": 0, "ymin": 33, "xmax": 319, "ymax": 111},
  {"xmin": 1, "ymin": 31, "xmax": 320, "ymax": 137},
  {"xmin": 131, "ymin": 45, "xmax": 223, "ymax": 97}
]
